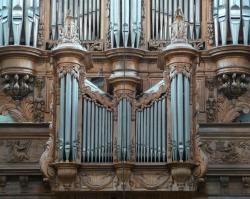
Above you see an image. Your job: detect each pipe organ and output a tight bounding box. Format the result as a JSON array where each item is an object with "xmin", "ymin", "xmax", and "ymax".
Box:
[
  {"xmin": 136, "ymin": 96, "xmax": 166, "ymax": 163},
  {"xmin": 109, "ymin": 0, "xmax": 142, "ymax": 48},
  {"xmin": 151, "ymin": 0, "xmax": 201, "ymax": 41},
  {"xmin": 58, "ymin": 66, "xmax": 79, "ymax": 162},
  {"xmin": 0, "ymin": 0, "xmax": 40, "ymax": 46},
  {"xmin": 213, "ymin": 0, "xmax": 250, "ymax": 46},
  {"xmin": 170, "ymin": 71, "xmax": 190, "ymax": 161},
  {"xmin": 117, "ymin": 97, "xmax": 132, "ymax": 161},
  {"xmin": 81, "ymin": 97, "xmax": 113, "ymax": 163},
  {"xmin": 51, "ymin": 0, "xmax": 101, "ymax": 41}
]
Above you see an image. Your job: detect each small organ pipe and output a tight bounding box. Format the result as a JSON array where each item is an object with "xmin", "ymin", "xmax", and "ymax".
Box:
[
  {"xmin": 136, "ymin": 0, "xmax": 142, "ymax": 48},
  {"xmin": 0, "ymin": 1, "xmax": 3, "ymax": 45},
  {"xmin": 163, "ymin": 0, "xmax": 168, "ymax": 40},
  {"xmin": 51, "ymin": 0, "xmax": 56, "ymax": 40},
  {"xmin": 92, "ymin": 0, "xmax": 96, "ymax": 40},
  {"xmin": 150, "ymin": 104, "xmax": 154, "ymax": 162},
  {"xmin": 97, "ymin": 0, "xmax": 100, "ymax": 39},
  {"xmin": 83, "ymin": 0, "xmax": 88, "ymax": 40},
  {"xmin": 122, "ymin": 0, "xmax": 129, "ymax": 47},
  {"xmin": 87, "ymin": 100, "xmax": 91, "ymax": 162},
  {"xmin": 98, "ymin": 106, "xmax": 101, "ymax": 162},
  {"xmin": 131, "ymin": 0, "xmax": 137, "ymax": 47},
  {"xmin": 88, "ymin": 0, "xmax": 92, "ymax": 40},
  {"xmin": 153, "ymin": 101, "xmax": 157, "ymax": 162},
  {"xmin": 94, "ymin": 103, "xmax": 99, "ymax": 161}
]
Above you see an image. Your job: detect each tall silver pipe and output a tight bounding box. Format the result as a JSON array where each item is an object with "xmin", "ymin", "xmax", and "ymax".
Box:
[
  {"xmin": 218, "ymin": 0, "xmax": 228, "ymax": 45},
  {"xmin": 127, "ymin": 100, "xmax": 131, "ymax": 160},
  {"xmin": 171, "ymin": 77, "xmax": 178, "ymax": 160},
  {"xmin": 131, "ymin": 0, "xmax": 137, "ymax": 47},
  {"xmin": 74, "ymin": 0, "xmax": 78, "ymax": 24},
  {"xmin": 113, "ymin": 0, "xmax": 120, "ymax": 47},
  {"xmin": 83, "ymin": 0, "xmax": 88, "ymax": 40},
  {"xmin": 12, "ymin": 0, "xmax": 24, "ymax": 45},
  {"xmin": 117, "ymin": 100, "xmax": 122, "ymax": 160},
  {"xmin": 230, "ymin": 0, "xmax": 241, "ymax": 44},
  {"xmin": 71, "ymin": 77, "xmax": 78, "ymax": 161},
  {"xmin": 64, "ymin": 0, "xmax": 69, "ymax": 20},
  {"xmin": 213, "ymin": 0, "xmax": 219, "ymax": 46},
  {"xmin": 140, "ymin": 110, "xmax": 144, "ymax": 162},
  {"xmin": 110, "ymin": 112, "xmax": 113, "ymax": 161},
  {"xmin": 88, "ymin": 0, "xmax": 92, "ymax": 40},
  {"xmin": 79, "ymin": 0, "xmax": 83, "ymax": 41},
  {"xmin": 65, "ymin": 73, "xmax": 72, "ymax": 161},
  {"xmin": 152, "ymin": 0, "xmax": 155, "ymax": 39},
  {"xmin": 122, "ymin": 99, "xmax": 127, "ymax": 160},
  {"xmin": 82, "ymin": 99, "xmax": 87, "ymax": 162},
  {"xmin": 0, "ymin": 1, "xmax": 3, "ymax": 45},
  {"xmin": 150, "ymin": 104, "xmax": 153, "ymax": 162},
  {"xmin": 69, "ymin": 0, "xmax": 73, "ymax": 16},
  {"xmin": 168, "ymin": 0, "xmax": 172, "ymax": 41},
  {"xmin": 94, "ymin": 104, "xmax": 99, "ymax": 162},
  {"xmin": 153, "ymin": 101, "xmax": 157, "ymax": 162},
  {"xmin": 122, "ymin": 0, "xmax": 129, "ymax": 47},
  {"xmin": 189, "ymin": 0, "xmax": 194, "ymax": 39},
  {"xmin": 173, "ymin": 0, "xmax": 177, "ymax": 16},
  {"xmin": 87, "ymin": 100, "xmax": 91, "ymax": 162},
  {"xmin": 163, "ymin": 0, "xmax": 168, "ymax": 40},
  {"xmin": 146, "ymin": 107, "xmax": 150, "ymax": 162},
  {"xmin": 98, "ymin": 106, "xmax": 102, "ymax": 162},
  {"xmin": 159, "ymin": 0, "xmax": 164, "ymax": 40},
  {"xmin": 90, "ymin": 101, "xmax": 95, "ymax": 162},
  {"xmin": 136, "ymin": 0, "xmax": 142, "ymax": 48},
  {"xmin": 51, "ymin": 0, "xmax": 57, "ymax": 40},
  {"xmin": 25, "ymin": 0, "xmax": 33, "ymax": 46},
  {"xmin": 143, "ymin": 108, "xmax": 146, "ymax": 162},
  {"xmin": 33, "ymin": 0, "xmax": 40, "ymax": 47},
  {"xmin": 242, "ymin": 0, "xmax": 250, "ymax": 45},
  {"xmin": 155, "ymin": 0, "xmax": 159, "ymax": 40},
  {"xmin": 97, "ymin": 0, "xmax": 100, "ymax": 39},
  {"xmin": 177, "ymin": 73, "xmax": 184, "ymax": 161},
  {"xmin": 184, "ymin": 76, "xmax": 190, "ymax": 160},
  {"xmin": 162, "ymin": 98, "xmax": 166, "ymax": 162},
  {"xmin": 157, "ymin": 100, "xmax": 162, "ymax": 162},
  {"xmin": 92, "ymin": 0, "xmax": 96, "ymax": 40},
  {"xmin": 59, "ymin": 75, "xmax": 65, "ymax": 161},
  {"xmin": 101, "ymin": 107, "xmax": 105, "ymax": 162},
  {"xmin": 195, "ymin": 0, "xmax": 200, "ymax": 39}
]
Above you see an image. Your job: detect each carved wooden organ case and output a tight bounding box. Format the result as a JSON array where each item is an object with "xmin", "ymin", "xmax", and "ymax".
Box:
[{"xmin": 0, "ymin": 0, "xmax": 249, "ymax": 197}]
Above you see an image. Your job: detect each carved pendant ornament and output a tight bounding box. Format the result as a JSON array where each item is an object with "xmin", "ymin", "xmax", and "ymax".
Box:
[
  {"xmin": 1, "ymin": 74, "xmax": 34, "ymax": 101},
  {"xmin": 218, "ymin": 73, "xmax": 250, "ymax": 99}
]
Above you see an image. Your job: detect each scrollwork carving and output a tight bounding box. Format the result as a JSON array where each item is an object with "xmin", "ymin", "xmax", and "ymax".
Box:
[{"xmin": 6, "ymin": 140, "xmax": 32, "ymax": 162}]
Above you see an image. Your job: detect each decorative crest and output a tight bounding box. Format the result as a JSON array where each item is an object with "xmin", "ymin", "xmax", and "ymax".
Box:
[
  {"xmin": 171, "ymin": 7, "xmax": 188, "ymax": 44},
  {"xmin": 53, "ymin": 10, "xmax": 85, "ymax": 50}
]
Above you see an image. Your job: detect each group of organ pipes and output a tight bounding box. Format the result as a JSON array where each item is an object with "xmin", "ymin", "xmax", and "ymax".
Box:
[
  {"xmin": 51, "ymin": 0, "xmax": 101, "ymax": 41},
  {"xmin": 0, "ymin": 0, "xmax": 40, "ymax": 46},
  {"xmin": 151, "ymin": 0, "xmax": 201, "ymax": 41},
  {"xmin": 213, "ymin": 0, "xmax": 250, "ymax": 46}
]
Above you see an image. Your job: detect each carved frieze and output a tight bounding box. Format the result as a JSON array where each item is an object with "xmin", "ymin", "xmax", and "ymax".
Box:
[
  {"xmin": 0, "ymin": 139, "xmax": 46, "ymax": 163},
  {"xmin": 202, "ymin": 140, "xmax": 250, "ymax": 164}
]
